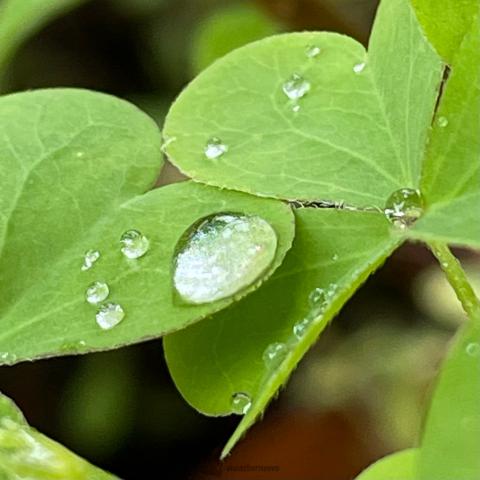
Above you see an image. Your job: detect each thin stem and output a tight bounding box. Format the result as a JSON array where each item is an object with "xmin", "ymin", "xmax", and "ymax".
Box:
[{"xmin": 428, "ymin": 241, "xmax": 480, "ymax": 321}]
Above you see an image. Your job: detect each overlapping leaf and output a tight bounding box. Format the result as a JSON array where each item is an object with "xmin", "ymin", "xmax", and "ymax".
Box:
[
  {"xmin": 0, "ymin": 89, "xmax": 294, "ymax": 364},
  {"xmin": 165, "ymin": 208, "xmax": 400, "ymax": 455},
  {"xmin": 164, "ymin": 0, "xmax": 443, "ymax": 207}
]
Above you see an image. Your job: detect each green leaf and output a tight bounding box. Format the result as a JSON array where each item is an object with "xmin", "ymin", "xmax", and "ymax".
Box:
[
  {"xmin": 0, "ymin": 0, "xmax": 87, "ymax": 73},
  {"xmin": 418, "ymin": 317, "xmax": 480, "ymax": 479},
  {"xmin": 163, "ymin": 0, "xmax": 443, "ymax": 208},
  {"xmin": 411, "ymin": 0, "xmax": 479, "ymax": 64},
  {"xmin": 0, "ymin": 391, "xmax": 118, "ymax": 479},
  {"xmin": 164, "ymin": 208, "xmax": 400, "ymax": 455},
  {"xmin": 410, "ymin": 20, "xmax": 480, "ymax": 248},
  {"xmin": 191, "ymin": 3, "xmax": 280, "ymax": 74},
  {"xmin": 0, "ymin": 89, "xmax": 294, "ymax": 364},
  {"xmin": 355, "ymin": 449, "xmax": 418, "ymax": 480}
]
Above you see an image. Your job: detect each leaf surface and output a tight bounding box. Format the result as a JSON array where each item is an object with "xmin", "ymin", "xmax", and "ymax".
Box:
[
  {"xmin": 164, "ymin": 208, "xmax": 400, "ymax": 455},
  {"xmin": 163, "ymin": 0, "xmax": 443, "ymax": 208},
  {"xmin": 0, "ymin": 89, "xmax": 294, "ymax": 364},
  {"xmin": 418, "ymin": 318, "xmax": 480, "ymax": 479},
  {"xmin": 409, "ymin": 20, "xmax": 480, "ymax": 248},
  {"xmin": 0, "ymin": 391, "xmax": 117, "ymax": 479},
  {"xmin": 355, "ymin": 449, "xmax": 418, "ymax": 480}
]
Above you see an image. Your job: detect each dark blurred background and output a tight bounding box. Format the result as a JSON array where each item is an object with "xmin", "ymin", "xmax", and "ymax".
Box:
[{"xmin": 0, "ymin": 1, "xmax": 479, "ymax": 479}]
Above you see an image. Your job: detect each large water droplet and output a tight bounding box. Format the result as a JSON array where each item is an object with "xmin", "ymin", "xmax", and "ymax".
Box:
[
  {"xmin": 384, "ymin": 188, "xmax": 424, "ymax": 229},
  {"xmin": 437, "ymin": 116, "xmax": 449, "ymax": 128},
  {"xmin": 231, "ymin": 392, "xmax": 252, "ymax": 415},
  {"xmin": 96, "ymin": 303, "xmax": 125, "ymax": 330},
  {"xmin": 81, "ymin": 250, "xmax": 100, "ymax": 271},
  {"xmin": 466, "ymin": 342, "xmax": 480, "ymax": 357},
  {"xmin": 305, "ymin": 45, "xmax": 321, "ymax": 58},
  {"xmin": 282, "ymin": 74, "xmax": 311, "ymax": 100},
  {"xmin": 263, "ymin": 342, "xmax": 288, "ymax": 369},
  {"xmin": 173, "ymin": 213, "xmax": 278, "ymax": 304},
  {"xmin": 120, "ymin": 230, "xmax": 150, "ymax": 259},
  {"xmin": 204, "ymin": 137, "xmax": 228, "ymax": 159},
  {"xmin": 85, "ymin": 281, "xmax": 110, "ymax": 305},
  {"xmin": 353, "ymin": 62, "xmax": 366, "ymax": 74}
]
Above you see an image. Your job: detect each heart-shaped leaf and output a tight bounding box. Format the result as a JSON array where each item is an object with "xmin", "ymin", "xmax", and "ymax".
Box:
[
  {"xmin": 165, "ymin": 208, "xmax": 400, "ymax": 454},
  {"xmin": 0, "ymin": 89, "xmax": 294, "ymax": 364},
  {"xmin": 163, "ymin": 0, "xmax": 443, "ymax": 208}
]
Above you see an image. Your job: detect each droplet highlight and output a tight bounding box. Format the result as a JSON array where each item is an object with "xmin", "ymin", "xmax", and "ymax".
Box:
[
  {"xmin": 204, "ymin": 137, "xmax": 228, "ymax": 159},
  {"xmin": 173, "ymin": 213, "xmax": 278, "ymax": 304},
  {"xmin": 263, "ymin": 342, "xmax": 288, "ymax": 369},
  {"xmin": 81, "ymin": 250, "xmax": 100, "ymax": 271},
  {"xmin": 282, "ymin": 73, "xmax": 311, "ymax": 100},
  {"xmin": 437, "ymin": 116, "xmax": 448, "ymax": 128},
  {"xmin": 466, "ymin": 342, "xmax": 480, "ymax": 357},
  {"xmin": 293, "ymin": 317, "xmax": 313, "ymax": 339},
  {"xmin": 231, "ymin": 392, "xmax": 252, "ymax": 415},
  {"xmin": 353, "ymin": 62, "xmax": 366, "ymax": 74},
  {"xmin": 85, "ymin": 281, "xmax": 110, "ymax": 305},
  {"xmin": 120, "ymin": 230, "xmax": 150, "ymax": 259},
  {"xmin": 384, "ymin": 188, "xmax": 424, "ymax": 229},
  {"xmin": 96, "ymin": 303, "xmax": 125, "ymax": 330},
  {"xmin": 305, "ymin": 45, "xmax": 321, "ymax": 58}
]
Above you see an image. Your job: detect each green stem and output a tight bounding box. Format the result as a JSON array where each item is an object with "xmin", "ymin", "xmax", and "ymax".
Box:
[{"xmin": 428, "ymin": 241, "xmax": 480, "ymax": 321}]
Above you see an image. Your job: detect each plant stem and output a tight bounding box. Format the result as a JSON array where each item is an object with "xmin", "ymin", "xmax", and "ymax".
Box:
[{"xmin": 428, "ymin": 241, "xmax": 480, "ymax": 321}]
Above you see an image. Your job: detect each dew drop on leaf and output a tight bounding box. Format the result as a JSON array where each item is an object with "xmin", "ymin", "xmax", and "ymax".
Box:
[
  {"xmin": 293, "ymin": 316, "xmax": 313, "ymax": 339},
  {"xmin": 305, "ymin": 45, "xmax": 321, "ymax": 58},
  {"xmin": 437, "ymin": 116, "xmax": 449, "ymax": 128},
  {"xmin": 263, "ymin": 342, "xmax": 288, "ymax": 369},
  {"xmin": 231, "ymin": 392, "xmax": 252, "ymax": 415},
  {"xmin": 95, "ymin": 303, "xmax": 125, "ymax": 330},
  {"xmin": 120, "ymin": 230, "xmax": 150, "ymax": 259},
  {"xmin": 173, "ymin": 213, "xmax": 278, "ymax": 304},
  {"xmin": 282, "ymin": 73, "xmax": 311, "ymax": 100},
  {"xmin": 384, "ymin": 188, "xmax": 424, "ymax": 229},
  {"xmin": 81, "ymin": 250, "xmax": 100, "ymax": 271},
  {"xmin": 292, "ymin": 104, "xmax": 301, "ymax": 113},
  {"xmin": 353, "ymin": 62, "xmax": 366, "ymax": 73},
  {"xmin": 466, "ymin": 342, "xmax": 480, "ymax": 357},
  {"xmin": 309, "ymin": 287, "xmax": 326, "ymax": 309},
  {"xmin": 85, "ymin": 281, "xmax": 110, "ymax": 305},
  {"xmin": 204, "ymin": 137, "xmax": 228, "ymax": 159}
]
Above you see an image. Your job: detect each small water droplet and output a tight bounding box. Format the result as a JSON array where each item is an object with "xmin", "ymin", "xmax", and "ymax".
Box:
[
  {"xmin": 0, "ymin": 352, "xmax": 17, "ymax": 364},
  {"xmin": 384, "ymin": 188, "xmax": 424, "ymax": 229},
  {"xmin": 173, "ymin": 213, "xmax": 278, "ymax": 304},
  {"xmin": 305, "ymin": 45, "xmax": 321, "ymax": 58},
  {"xmin": 231, "ymin": 392, "xmax": 252, "ymax": 415},
  {"xmin": 466, "ymin": 342, "xmax": 480, "ymax": 357},
  {"xmin": 263, "ymin": 342, "xmax": 288, "ymax": 369},
  {"xmin": 292, "ymin": 104, "xmax": 301, "ymax": 113},
  {"xmin": 437, "ymin": 116, "xmax": 448, "ymax": 128},
  {"xmin": 76, "ymin": 151, "xmax": 85, "ymax": 158},
  {"xmin": 120, "ymin": 230, "xmax": 150, "ymax": 259},
  {"xmin": 204, "ymin": 137, "xmax": 228, "ymax": 159},
  {"xmin": 293, "ymin": 317, "xmax": 313, "ymax": 339},
  {"xmin": 282, "ymin": 74, "xmax": 311, "ymax": 100},
  {"xmin": 332, "ymin": 253, "xmax": 339, "ymax": 261},
  {"xmin": 96, "ymin": 303, "xmax": 125, "ymax": 330},
  {"xmin": 309, "ymin": 287, "xmax": 326, "ymax": 308},
  {"xmin": 353, "ymin": 62, "xmax": 366, "ymax": 74},
  {"xmin": 85, "ymin": 281, "xmax": 110, "ymax": 305},
  {"xmin": 81, "ymin": 250, "xmax": 100, "ymax": 271}
]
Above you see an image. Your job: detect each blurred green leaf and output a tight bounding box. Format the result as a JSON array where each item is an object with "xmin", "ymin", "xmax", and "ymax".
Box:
[
  {"xmin": 0, "ymin": 88, "xmax": 294, "ymax": 364},
  {"xmin": 165, "ymin": 208, "xmax": 400, "ymax": 455},
  {"xmin": 191, "ymin": 3, "xmax": 280, "ymax": 74},
  {"xmin": 0, "ymin": 0, "xmax": 87, "ymax": 73},
  {"xmin": 418, "ymin": 318, "xmax": 480, "ymax": 479},
  {"xmin": 409, "ymin": 19, "xmax": 480, "ymax": 248},
  {"xmin": 164, "ymin": 0, "xmax": 442, "ymax": 207},
  {"xmin": 0, "ymin": 391, "xmax": 118, "ymax": 479},
  {"xmin": 411, "ymin": 0, "xmax": 479, "ymax": 63},
  {"xmin": 355, "ymin": 449, "xmax": 418, "ymax": 480}
]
